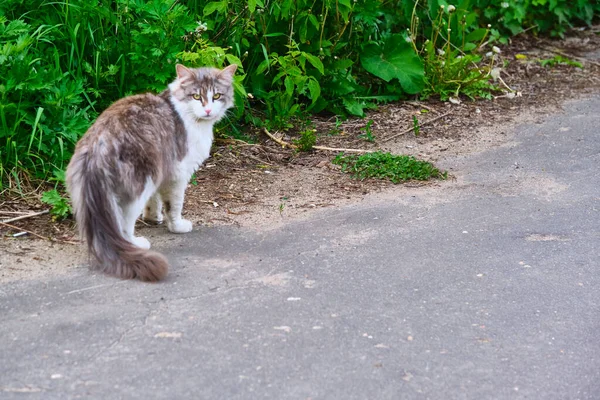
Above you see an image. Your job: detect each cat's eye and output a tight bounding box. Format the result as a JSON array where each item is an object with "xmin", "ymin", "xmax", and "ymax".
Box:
[
  {"xmin": 213, "ymin": 93, "xmax": 222, "ymax": 100},
  {"xmin": 192, "ymin": 93, "xmax": 201, "ymax": 100}
]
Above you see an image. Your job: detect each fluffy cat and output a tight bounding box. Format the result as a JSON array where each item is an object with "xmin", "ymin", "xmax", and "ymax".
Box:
[{"xmin": 66, "ymin": 64, "xmax": 237, "ymax": 281}]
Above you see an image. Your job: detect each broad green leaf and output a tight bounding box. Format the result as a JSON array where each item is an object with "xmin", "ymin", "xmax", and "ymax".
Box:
[
  {"xmin": 360, "ymin": 35, "xmax": 425, "ymax": 94},
  {"xmin": 203, "ymin": 1, "xmax": 227, "ymax": 16},
  {"xmin": 284, "ymin": 76, "xmax": 294, "ymax": 97},
  {"xmin": 304, "ymin": 53, "xmax": 324, "ymax": 74},
  {"xmin": 465, "ymin": 28, "xmax": 488, "ymax": 43},
  {"xmin": 342, "ymin": 97, "xmax": 365, "ymax": 117},
  {"xmin": 307, "ymin": 78, "xmax": 320, "ymax": 104}
]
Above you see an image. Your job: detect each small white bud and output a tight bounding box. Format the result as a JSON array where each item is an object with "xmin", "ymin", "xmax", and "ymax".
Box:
[
  {"xmin": 492, "ymin": 46, "xmax": 501, "ymax": 54},
  {"xmin": 437, "ymin": 48, "xmax": 446, "ymax": 56},
  {"xmin": 490, "ymin": 67, "xmax": 501, "ymax": 80},
  {"xmin": 447, "ymin": 5, "xmax": 456, "ymax": 12}
]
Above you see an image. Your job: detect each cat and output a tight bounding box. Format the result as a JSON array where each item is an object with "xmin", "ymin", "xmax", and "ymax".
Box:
[{"xmin": 66, "ymin": 64, "xmax": 237, "ymax": 281}]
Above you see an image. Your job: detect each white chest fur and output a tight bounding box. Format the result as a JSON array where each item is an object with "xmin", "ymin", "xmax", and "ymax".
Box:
[{"xmin": 176, "ymin": 119, "xmax": 214, "ymax": 180}]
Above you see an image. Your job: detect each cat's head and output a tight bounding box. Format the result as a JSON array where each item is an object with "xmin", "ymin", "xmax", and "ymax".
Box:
[{"xmin": 169, "ymin": 64, "xmax": 237, "ymax": 123}]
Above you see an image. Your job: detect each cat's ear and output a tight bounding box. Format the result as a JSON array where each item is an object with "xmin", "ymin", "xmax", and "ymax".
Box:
[
  {"xmin": 175, "ymin": 64, "xmax": 194, "ymax": 81},
  {"xmin": 218, "ymin": 64, "xmax": 238, "ymax": 82}
]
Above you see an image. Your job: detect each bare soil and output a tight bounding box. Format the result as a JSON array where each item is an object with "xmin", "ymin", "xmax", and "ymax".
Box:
[{"xmin": 2, "ymin": 31, "xmax": 600, "ymax": 283}]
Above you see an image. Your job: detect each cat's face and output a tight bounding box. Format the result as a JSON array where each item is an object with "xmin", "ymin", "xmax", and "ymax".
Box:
[{"xmin": 170, "ymin": 64, "xmax": 237, "ymax": 123}]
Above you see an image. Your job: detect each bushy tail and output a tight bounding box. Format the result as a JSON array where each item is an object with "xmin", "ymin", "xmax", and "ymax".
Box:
[{"xmin": 66, "ymin": 153, "xmax": 168, "ymax": 282}]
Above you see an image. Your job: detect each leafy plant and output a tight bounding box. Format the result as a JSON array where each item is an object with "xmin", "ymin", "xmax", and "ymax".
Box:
[
  {"xmin": 474, "ymin": 0, "xmax": 598, "ymax": 38},
  {"xmin": 40, "ymin": 189, "xmax": 71, "ymax": 219},
  {"xmin": 411, "ymin": 1, "xmax": 500, "ymax": 100},
  {"xmin": 358, "ymin": 119, "xmax": 375, "ymax": 142},
  {"xmin": 328, "ymin": 116, "xmax": 343, "ymax": 136},
  {"xmin": 294, "ymin": 127, "xmax": 317, "ymax": 152},
  {"xmin": 332, "ymin": 151, "xmax": 447, "ymax": 183},
  {"xmin": 539, "ymin": 55, "xmax": 583, "ymax": 69},
  {"xmin": 413, "ymin": 116, "xmax": 421, "ymax": 137}
]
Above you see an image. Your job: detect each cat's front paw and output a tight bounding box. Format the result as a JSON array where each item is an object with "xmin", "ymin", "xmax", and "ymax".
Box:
[
  {"xmin": 132, "ymin": 236, "xmax": 151, "ymax": 249},
  {"xmin": 168, "ymin": 219, "xmax": 193, "ymax": 234}
]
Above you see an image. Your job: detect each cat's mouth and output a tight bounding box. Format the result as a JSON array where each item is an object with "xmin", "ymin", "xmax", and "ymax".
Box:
[{"xmin": 194, "ymin": 115, "xmax": 215, "ymax": 123}]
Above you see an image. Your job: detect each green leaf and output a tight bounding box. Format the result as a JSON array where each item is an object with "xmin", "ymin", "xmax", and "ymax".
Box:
[
  {"xmin": 41, "ymin": 189, "xmax": 71, "ymax": 219},
  {"xmin": 284, "ymin": 76, "xmax": 294, "ymax": 97},
  {"xmin": 203, "ymin": 1, "xmax": 227, "ymax": 16},
  {"xmin": 342, "ymin": 97, "xmax": 365, "ymax": 117},
  {"xmin": 360, "ymin": 35, "xmax": 425, "ymax": 94},
  {"xmin": 304, "ymin": 53, "xmax": 324, "ymax": 74},
  {"xmin": 307, "ymin": 78, "xmax": 320, "ymax": 104},
  {"xmin": 465, "ymin": 28, "xmax": 488, "ymax": 43}
]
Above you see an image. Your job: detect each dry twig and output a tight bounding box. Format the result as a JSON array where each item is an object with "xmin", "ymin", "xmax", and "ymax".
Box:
[
  {"xmin": 261, "ymin": 128, "xmax": 374, "ymax": 154},
  {"xmin": 1, "ymin": 209, "xmax": 49, "ymax": 224}
]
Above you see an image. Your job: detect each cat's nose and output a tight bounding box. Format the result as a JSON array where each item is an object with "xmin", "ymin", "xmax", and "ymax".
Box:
[{"xmin": 205, "ymin": 109, "xmax": 212, "ymax": 115}]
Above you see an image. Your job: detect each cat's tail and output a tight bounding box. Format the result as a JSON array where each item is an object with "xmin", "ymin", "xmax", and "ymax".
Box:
[{"xmin": 66, "ymin": 152, "xmax": 168, "ymax": 282}]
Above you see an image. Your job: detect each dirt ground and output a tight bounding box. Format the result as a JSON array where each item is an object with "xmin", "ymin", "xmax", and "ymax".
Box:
[{"xmin": 1, "ymin": 31, "xmax": 600, "ymax": 283}]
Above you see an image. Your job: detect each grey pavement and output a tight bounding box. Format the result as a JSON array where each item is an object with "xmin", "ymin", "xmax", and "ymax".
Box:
[{"xmin": 1, "ymin": 96, "xmax": 599, "ymax": 399}]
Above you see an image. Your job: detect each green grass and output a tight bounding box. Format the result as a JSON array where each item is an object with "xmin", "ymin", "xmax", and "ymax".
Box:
[{"xmin": 332, "ymin": 151, "xmax": 447, "ymax": 183}]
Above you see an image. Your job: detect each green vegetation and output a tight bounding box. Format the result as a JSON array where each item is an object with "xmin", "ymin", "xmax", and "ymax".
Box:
[
  {"xmin": 1, "ymin": 0, "xmax": 597, "ymax": 190},
  {"xmin": 40, "ymin": 189, "xmax": 72, "ymax": 219},
  {"xmin": 294, "ymin": 127, "xmax": 317, "ymax": 152},
  {"xmin": 358, "ymin": 120, "xmax": 375, "ymax": 143},
  {"xmin": 333, "ymin": 151, "xmax": 447, "ymax": 183},
  {"xmin": 539, "ymin": 55, "xmax": 584, "ymax": 69}
]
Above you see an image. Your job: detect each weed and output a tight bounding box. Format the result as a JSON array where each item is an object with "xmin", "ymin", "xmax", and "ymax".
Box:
[
  {"xmin": 40, "ymin": 189, "xmax": 71, "ymax": 220},
  {"xmin": 279, "ymin": 196, "xmax": 288, "ymax": 215},
  {"xmin": 328, "ymin": 117, "xmax": 344, "ymax": 136},
  {"xmin": 358, "ymin": 119, "xmax": 375, "ymax": 142},
  {"xmin": 294, "ymin": 128, "xmax": 317, "ymax": 152},
  {"xmin": 332, "ymin": 151, "xmax": 446, "ymax": 183},
  {"xmin": 413, "ymin": 116, "xmax": 420, "ymax": 137},
  {"xmin": 539, "ymin": 55, "xmax": 583, "ymax": 69}
]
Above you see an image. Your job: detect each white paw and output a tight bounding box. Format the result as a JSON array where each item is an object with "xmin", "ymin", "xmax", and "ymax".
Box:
[
  {"xmin": 132, "ymin": 236, "xmax": 151, "ymax": 249},
  {"xmin": 168, "ymin": 219, "xmax": 193, "ymax": 234}
]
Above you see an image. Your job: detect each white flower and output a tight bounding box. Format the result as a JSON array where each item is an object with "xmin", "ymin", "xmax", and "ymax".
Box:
[
  {"xmin": 437, "ymin": 48, "xmax": 446, "ymax": 56},
  {"xmin": 447, "ymin": 5, "xmax": 456, "ymax": 12},
  {"xmin": 247, "ymin": 93, "xmax": 254, "ymax": 99},
  {"xmin": 490, "ymin": 67, "xmax": 501, "ymax": 80},
  {"xmin": 501, "ymin": 2, "xmax": 509, "ymax": 8},
  {"xmin": 492, "ymin": 46, "xmax": 501, "ymax": 54},
  {"xmin": 486, "ymin": 51, "xmax": 493, "ymax": 57},
  {"xmin": 487, "ymin": 24, "xmax": 492, "ymax": 28}
]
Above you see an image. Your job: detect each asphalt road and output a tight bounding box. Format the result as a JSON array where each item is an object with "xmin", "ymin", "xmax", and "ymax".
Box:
[{"xmin": 1, "ymin": 96, "xmax": 599, "ymax": 399}]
